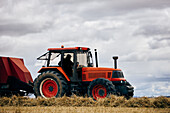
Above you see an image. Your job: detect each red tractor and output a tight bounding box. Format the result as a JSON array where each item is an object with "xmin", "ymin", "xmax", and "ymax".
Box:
[{"xmin": 33, "ymin": 46, "xmax": 134, "ymax": 100}]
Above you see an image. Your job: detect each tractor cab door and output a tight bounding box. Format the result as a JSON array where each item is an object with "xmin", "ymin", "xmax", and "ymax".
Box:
[
  {"xmin": 76, "ymin": 51, "xmax": 93, "ymax": 81},
  {"xmin": 61, "ymin": 51, "xmax": 86, "ymax": 82},
  {"xmin": 61, "ymin": 51, "xmax": 93, "ymax": 82}
]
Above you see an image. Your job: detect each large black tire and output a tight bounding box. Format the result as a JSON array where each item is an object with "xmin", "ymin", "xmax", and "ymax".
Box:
[
  {"xmin": 125, "ymin": 81, "xmax": 134, "ymax": 99},
  {"xmin": 33, "ymin": 71, "xmax": 68, "ymax": 98},
  {"xmin": 88, "ymin": 78, "xmax": 116, "ymax": 100}
]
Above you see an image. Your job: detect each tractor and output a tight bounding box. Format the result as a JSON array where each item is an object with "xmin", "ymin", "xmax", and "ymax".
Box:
[{"xmin": 33, "ymin": 46, "xmax": 134, "ymax": 100}]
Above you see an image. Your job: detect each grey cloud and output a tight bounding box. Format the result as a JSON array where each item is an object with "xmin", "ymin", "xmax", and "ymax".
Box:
[
  {"xmin": 121, "ymin": 52, "xmax": 148, "ymax": 62},
  {"xmin": 0, "ymin": 23, "xmax": 42, "ymax": 36},
  {"xmin": 121, "ymin": 49, "xmax": 170, "ymax": 62},
  {"xmin": 156, "ymin": 37, "xmax": 170, "ymax": 41},
  {"xmin": 147, "ymin": 37, "xmax": 170, "ymax": 49},
  {"xmin": 149, "ymin": 52, "xmax": 170, "ymax": 61},
  {"xmin": 136, "ymin": 74, "xmax": 170, "ymax": 82},
  {"xmin": 0, "ymin": 36, "xmax": 16, "ymax": 53},
  {"xmin": 0, "ymin": 0, "xmax": 54, "ymax": 36},
  {"xmin": 135, "ymin": 25, "xmax": 170, "ymax": 37},
  {"xmin": 155, "ymin": 77, "xmax": 170, "ymax": 82},
  {"xmin": 78, "ymin": 0, "xmax": 170, "ymax": 19},
  {"xmin": 134, "ymin": 82, "xmax": 170, "ymax": 96}
]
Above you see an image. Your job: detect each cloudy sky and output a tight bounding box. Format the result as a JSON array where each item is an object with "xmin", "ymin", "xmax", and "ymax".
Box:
[{"xmin": 0, "ymin": 0, "xmax": 170, "ymax": 97}]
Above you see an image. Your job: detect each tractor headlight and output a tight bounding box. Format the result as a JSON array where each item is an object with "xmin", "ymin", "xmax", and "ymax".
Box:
[
  {"xmin": 120, "ymin": 80, "xmax": 126, "ymax": 84},
  {"xmin": 120, "ymin": 80, "xmax": 123, "ymax": 84}
]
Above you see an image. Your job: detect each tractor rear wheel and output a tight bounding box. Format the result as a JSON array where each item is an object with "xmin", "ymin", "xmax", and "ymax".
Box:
[
  {"xmin": 33, "ymin": 71, "xmax": 68, "ymax": 98},
  {"xmin": 88, "ymin": 78, "xmax": 116, "ymax": 100}
]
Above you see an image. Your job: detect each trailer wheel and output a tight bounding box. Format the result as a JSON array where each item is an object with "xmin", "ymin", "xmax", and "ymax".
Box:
[
  {"xmin": 88, "ymin": 78, "xmax": 116, "ymax": 100},
  {"xmin": 33, "ymin": 71, "xmax": 68, "ymax": 98}
]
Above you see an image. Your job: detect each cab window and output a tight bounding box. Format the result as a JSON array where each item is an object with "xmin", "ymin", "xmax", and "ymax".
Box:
[{"xmin": 49, "ymin": 53, "xmax": 61, "ymax": 66}]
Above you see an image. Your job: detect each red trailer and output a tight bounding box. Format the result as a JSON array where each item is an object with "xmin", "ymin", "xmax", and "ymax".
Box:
[{"xmin": 0, "ymin": 56, "xmax": 33, "ymax": 96}]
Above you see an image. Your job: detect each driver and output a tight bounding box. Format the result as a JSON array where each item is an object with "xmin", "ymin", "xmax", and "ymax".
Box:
[{"xmin": 59, "ymin": 54, "xmax": 74, "ymax": 76}]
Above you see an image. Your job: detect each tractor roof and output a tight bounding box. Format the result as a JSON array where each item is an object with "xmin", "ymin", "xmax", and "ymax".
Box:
[{"xmin": 48, "ymin": 47, "xmax": 90, "ymax": 51}]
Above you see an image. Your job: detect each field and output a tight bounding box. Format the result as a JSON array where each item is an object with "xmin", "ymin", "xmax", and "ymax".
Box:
[
  {"xmin": 0, "ymin": 107, "xmax": 170, "ymax": 113},
  {"xmin": 0, "ymin": 95, "xmax": 170, "ymax": 113}
]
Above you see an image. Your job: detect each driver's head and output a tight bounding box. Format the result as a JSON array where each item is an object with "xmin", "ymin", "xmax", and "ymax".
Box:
[{"xmin": 66, "ymin": 54, "xmax": 71, "ymax": 59}]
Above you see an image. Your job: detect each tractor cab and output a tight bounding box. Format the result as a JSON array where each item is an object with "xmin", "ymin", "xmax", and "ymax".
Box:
[{"xmin": 37, "ymin": 46, "xmax": 93, "ymax": 82}]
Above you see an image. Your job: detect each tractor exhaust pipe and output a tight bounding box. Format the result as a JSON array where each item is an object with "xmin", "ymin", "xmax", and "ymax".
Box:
[
  {"xmin": 94, "ymin": 49, "xmax": 98, "ymax": 67},
  {"xmin": 112, "ymin": 56, "xmax": 118, "ymax": 69}
]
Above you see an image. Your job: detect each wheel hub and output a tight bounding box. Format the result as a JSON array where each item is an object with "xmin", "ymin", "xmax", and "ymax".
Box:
[
  {"xmin": 92, "ymin": 85, "xmax": 107, "ymax": 100},
  {"xmin": 42, "ymin": 79, "xmax": 58, "ymax": 98},
  {"xmin": 48, "ymin": 86, "xmax": 54, "ymax": 92},
  {"xmin": 98, "ymin": 89, "xmax": 105, "ymax": 96}
]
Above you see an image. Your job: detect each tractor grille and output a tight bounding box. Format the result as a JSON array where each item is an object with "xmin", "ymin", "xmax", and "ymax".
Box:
[{"xmin": 88, "ymin": 73, "xmax": 106, "ymax": 78}]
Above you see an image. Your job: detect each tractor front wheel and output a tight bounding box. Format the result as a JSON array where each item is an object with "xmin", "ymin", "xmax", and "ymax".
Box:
[
  {"xmin": 88, "ymin": 78, "xmax": 116, "ymax": 100},
  {"xmin": 33, "ymin": 71, "xmax": 68, "ymax": 98}
]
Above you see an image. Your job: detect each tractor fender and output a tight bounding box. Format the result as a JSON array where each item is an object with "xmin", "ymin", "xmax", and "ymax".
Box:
[{"xmin": 38, "ymin": 67, "xmax": 70, "ymax": 81}]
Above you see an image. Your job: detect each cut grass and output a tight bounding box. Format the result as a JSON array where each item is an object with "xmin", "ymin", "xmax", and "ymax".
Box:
[{"xmin": 0, "ymin": 95, "xmax": 170, "ymax": 108}]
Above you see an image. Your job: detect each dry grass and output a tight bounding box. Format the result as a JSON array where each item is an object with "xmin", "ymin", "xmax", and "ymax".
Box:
[
  {"xmin": 0, "ymin": 95, "xmax": 169, "ymax": 108},
  {"xmin": 0, "ymin": 107, "xmax": 170, "ymax": 113}
]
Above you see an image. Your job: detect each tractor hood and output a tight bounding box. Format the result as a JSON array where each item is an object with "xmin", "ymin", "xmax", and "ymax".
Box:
[
  {"xmin": 82, "ymin": 67, "xmax": 121, "ymax": 72},
  {"xmin": 82, "ymin": 67, "xmax": 125, "ymax": 82}
]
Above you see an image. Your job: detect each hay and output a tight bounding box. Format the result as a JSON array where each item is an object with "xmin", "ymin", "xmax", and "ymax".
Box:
[{"xmin": 0, "ymin": 95, "xmax": 169, "ymax": 108}]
